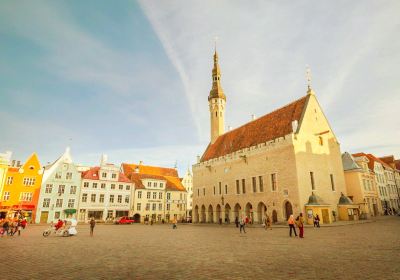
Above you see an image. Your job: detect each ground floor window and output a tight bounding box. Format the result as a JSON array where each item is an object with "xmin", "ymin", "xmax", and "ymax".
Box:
[
  {"xmin": 88, "ymin": 210, "xmax": 103, "ymax": 220},
  {"xmin": 54, "ymin": 211, "xmax": 60, "ymax": 219}
]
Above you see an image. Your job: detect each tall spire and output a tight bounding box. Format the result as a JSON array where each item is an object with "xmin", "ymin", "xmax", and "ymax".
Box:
[
  {"xmin": 306, "ymin": 65, "xmax": 315, "ymax": 95},
  {"xmin": 208, "ymin": 42, "xmax": 226, "ymax": 144},
  {"xmin": 209, "ymin": 40, "xmax": 226, "ymax": 101}
]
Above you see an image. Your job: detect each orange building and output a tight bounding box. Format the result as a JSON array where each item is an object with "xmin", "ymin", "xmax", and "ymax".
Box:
[{"xmin": 0, "ymin": 153, "xmax": 43, "ymax": 222}]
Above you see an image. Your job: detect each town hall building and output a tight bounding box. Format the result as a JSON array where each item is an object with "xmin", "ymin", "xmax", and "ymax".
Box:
[{"xmin": 192, "ymin": 50, "xmax": 356, "ymax": 225}]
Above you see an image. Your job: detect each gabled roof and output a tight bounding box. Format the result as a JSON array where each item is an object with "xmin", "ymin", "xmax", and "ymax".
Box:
[
  {"xmin": 122, "ymin": 163, "xmax": 186, "ymax": 192},
  {"xmin": 352, "ymin": 153, "xmax": 393, "ymax": 171},
  {"xmin": 201, "ymin": 95, "xmax": 308, "ymax": 162},
  {"xmin": 81, "ymin": 166, "xmax": 131, "ymax": 183},
  {"xmin": 342, "ymin": 152, "xmax": 362, "ymax": 171}
]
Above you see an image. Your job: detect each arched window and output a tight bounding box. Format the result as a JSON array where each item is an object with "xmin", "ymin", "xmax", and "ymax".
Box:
[{"xmin": 216, "ymin": 112, "xmax": 218, "ymax": 117}]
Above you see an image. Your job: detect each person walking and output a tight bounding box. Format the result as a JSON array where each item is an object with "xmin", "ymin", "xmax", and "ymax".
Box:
[
  {"xmin": 297, "ymin": 213, "xmax": 304, "ymax": 238},
  {"xmin": 172, "ymin": 218, "xmax": 177, "ymax": 229},
  {"xmin": 288, "ymin": 214, "xmax": 297, "ymax": 237},
  {"xmin": 2, "ymin": 219, "xmax": 9, "ymax": 236},
  {"xmin": 315, "ymin": 214, "xmax": 320, "ymax": 228},
  {"xmin": 235, "ymin": 216, "xmax": 239, "ymax": 228},
  {"xmin": 239, "ymin": 217, "xmax": 246, "ymax": 234},
  {"xmin": 265, "ymin": 215, "xmax": 272, "ymax": 230},
  {"xmin": 89, "ymin": 217, "xmax": 95, "ymax": 237}
]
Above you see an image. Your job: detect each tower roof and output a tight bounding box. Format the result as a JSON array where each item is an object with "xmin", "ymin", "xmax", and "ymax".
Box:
[
  {"xmin": 201, "ymin": 94, "xmax": 308, "ymax": 162},
  {"xmin": 208, "ymin": 50, "xmax": 226, "ymax": 101}
]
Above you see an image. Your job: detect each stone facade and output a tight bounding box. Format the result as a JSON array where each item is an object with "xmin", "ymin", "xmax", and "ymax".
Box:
[{"xmin": 193, "ymin": 51, "xmax": 349, "ymax": 225}]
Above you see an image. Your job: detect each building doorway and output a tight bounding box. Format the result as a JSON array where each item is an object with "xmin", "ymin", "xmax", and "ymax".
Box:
[
  {"xmin": 322, "ymin": 209, "xmax": 330, "ymax": 223},
  {"xmin": 88, "ymin": 210, "xmax": 103, "ymax": 221},
  {"xmin": 133, "ymin": 213, "xmax": 141, "ymax": 223},
  {"xmin": 234, "ymin": 203, "xmax": 241, "ymax": 220},
  {"xmin": 272, "ymin": 210, "xmax": 278, "ymax": 223},
  {"xmin": 257, "ymin": 202, "xmax": 267, "ymax": 224},
  {"xmin": 40, "ymin": 211, "xmax": 49, "ymax": 223},
  {"xmin": 208, "ymin": 205, "xmax": 214, "ymax": 223},
  {"xmin": 245, "ymin": 203, "xmax": 253, "ymax": 223},
  {"xmin": 284, "ymin": 201, "xmax": 293, "ymax": 220},
  {"xmin": 224, "ymin": 204, "xmax": 231, "ymax": 223},
  {"xmin": 216, "ymin": 204, "xmax": 221, "ymax": 223},
  {"xmin": 200, "ymin": 205, "xmax": 206, "ymax": 223}
]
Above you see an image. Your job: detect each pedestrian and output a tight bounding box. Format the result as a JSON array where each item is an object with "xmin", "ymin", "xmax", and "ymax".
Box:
[
  {"xmin": 21, "ymin": 218, "xmax": 27, "ymax": 229},
  {"xmin": 2, "ymin": 219, "xmax": 9, "ymax": 236},
  {"xmin": 245, "ymin": 216, "xmax": 249, "ymax": 225},
  {"xmin": 288, "ymin": 214, "xmax": 297, "ymax": 237},
  {"xmin": 235, "ymin": 216, "xmax": 239, "ymax": 228},
  {"xmin": 172, "ymin": 218, "xmax": 177, "ymax": 229},
  {"xmin": 239, "ymin": 217, "xmax": 246, "ymax": 234},
  {"xmin": 315, "ymin": 214, "xmax": 320, "ymax": 228},
  {"xmin": 297, "ymin": 213, "xmax": 304, "ymax": 238},
  {"xmin": 16, "ymin": 219, "xmax": 22, "ymax": 236},
  {"xmin": 265, "ymin": 215, "xmax": 272, "ymax": 230},
  {"xmin": 89, "ymin": 217, "xmax": 95, "ymax": 237}
]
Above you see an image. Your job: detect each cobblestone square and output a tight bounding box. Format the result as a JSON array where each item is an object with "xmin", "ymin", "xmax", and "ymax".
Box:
[{"xmin": 1, "ymin": 217, "xmax": 399, "ymax": 280}]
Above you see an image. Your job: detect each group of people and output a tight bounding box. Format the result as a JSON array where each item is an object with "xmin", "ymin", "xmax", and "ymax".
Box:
[{"xmin": 0, "ymin": 217, "xmax": 27, "ymax": 237}]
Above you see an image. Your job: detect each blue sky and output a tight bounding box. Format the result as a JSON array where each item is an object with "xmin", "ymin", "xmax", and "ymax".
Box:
[{"xmin": 0, "ymin": 0, "xmax": 399, "ymax": 174}]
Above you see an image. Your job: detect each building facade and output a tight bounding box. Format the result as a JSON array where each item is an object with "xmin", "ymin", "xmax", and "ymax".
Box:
[
  {"xmin": 78, "ymin": 155, "xmax": 133, "ymax": 222},
  {"xmin": 0, "ymin": 151, "xmax": 12, "ymax": 206},
  {"xmin": 181, "ymin": 168, "xmax": 193, "ymax": 221},
  {"xmin": 193, "ymin": 50, "xmax": 353, "ymax": 225},
  {"xmin": 0, "ymin": 153, "xmax": 43, "ymax": 222},
  {"xmin": 353, "ymin": 153, "xmax": 395, "ymax": 214},
  {"xmin": 379, "ymin": 156, "xmax": 400, "ymax": 211},
  {"xmin": 122, "ymin": 163, "xmax": 187, "ymax": 223},
  {"xmin": 35, "ymin": 148, "xmax": 82, "ymax": 223},
  {"xmin": 342, "ymin": 152, "xmax": 381, "ymax": 217}
]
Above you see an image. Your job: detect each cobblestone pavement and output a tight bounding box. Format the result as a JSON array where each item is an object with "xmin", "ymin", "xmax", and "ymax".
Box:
[{"xmin": 1, "ymin": 217, "xmax": 399, "ymax": 280}]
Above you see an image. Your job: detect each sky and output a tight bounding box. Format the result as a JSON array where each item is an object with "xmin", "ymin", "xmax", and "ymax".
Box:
[{"xmin": 0, "ymin": 0, "xmax": 399, "ymax": 175}]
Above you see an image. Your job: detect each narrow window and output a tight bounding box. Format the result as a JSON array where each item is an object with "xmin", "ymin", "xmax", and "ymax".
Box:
[
  {"xmin": 242, "ymin": 179, "xmax": 246, "ymax": 194},
  {"xmin": 271, "ymin": 174, "xmax": 277, "ymax": 191},
  {"xmin": 310, "ymin": 172, "xmax": 315, "ymax": 190},
  {"xmin": 236, "ymin": 180, "xmax": 240, "ymax": 194},
  {"xmin": 252, "ymin": 177, "xmax": 257, "ymax": 193},
  {"xmin": 259, "ymin": 176, "xmax": 264, "ymax": 192},
  {"xmin": 225, "ymin": 185, "xmax": 228, "ymax": 194},
  {"xmin": 213, "ymin": 186, "xmax": 216, "ymax": 195},
  {"xmin": 330, "ymin": 174, "xmax": 335, "ymax": 191},
  {"xmin": 219, "ymin": 182, "xmax": 222, "ymax": 194}
]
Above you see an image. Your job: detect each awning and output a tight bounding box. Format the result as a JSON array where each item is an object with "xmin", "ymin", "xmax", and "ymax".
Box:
[{"xmin": 64, "ymin": 209, "xmax": 77, "ymax": 215}]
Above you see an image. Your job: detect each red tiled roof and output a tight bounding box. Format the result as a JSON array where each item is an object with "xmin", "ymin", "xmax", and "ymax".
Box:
[
  {"xmin": 122, "ymin": 163, "xmax": 186, "ymax": 191},
  {"xmin": 81, "ymin": 166, "xmax": 131, "ymax": 183},
  {"xmin": 352, "ymin": 153, "xmax": 393, "ymax": 171},
  {"xmin": 201, "ymin": 95, "xmax": 308, "ymax": 162},
  {"xmin": 395, "ymin": 160, "xmax": 400, "ymax": 171}
]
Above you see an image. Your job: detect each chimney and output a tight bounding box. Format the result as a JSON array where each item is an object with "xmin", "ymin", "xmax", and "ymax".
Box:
[
  {"xmin": 17, "ymin": 160, "xmax": 21, "ymax": 167},
  {"xmin": 251, "ymin": 114, "xmax": 256, "ymax": 121},
  {"xmin": 228, "ymin": 126, "xmax": 232, "ymax": 131},
  {"xmin": 134, "ymin": 166, "xmax": 140, "ymax": 173},
  {"xmin": 139, "ymin": 161, "xmax": 143, "ymax": 165},
  {"xmin": 197, "ymin": 155, "xmax": 200, "ymax": 163},
  {"xmin": 12, "ymin": 160, "xmax": 16, "ymax": 167}
]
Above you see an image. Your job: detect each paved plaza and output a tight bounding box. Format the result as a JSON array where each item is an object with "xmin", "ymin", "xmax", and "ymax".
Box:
[{"xmin": 1, "ymin": 217, "xmax": 400, "ymax": 280}]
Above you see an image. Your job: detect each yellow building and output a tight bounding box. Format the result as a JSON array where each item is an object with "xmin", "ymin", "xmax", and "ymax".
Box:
[
  {"xmin": 342, "ymin": 152, "xmax": 380, "ymax": 218},
  {"xmin": 0, "ymin": 153, "xmax": 43, "ymax": 222},
  {"xmin": 193, "ymin": 50, "xmax": 356, "ymax": 225}
]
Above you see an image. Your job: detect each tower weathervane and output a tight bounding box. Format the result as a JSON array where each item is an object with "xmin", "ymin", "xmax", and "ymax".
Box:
[{"xmin": 306, "ymin": 65, "xmax": 312, "ymax": 90}]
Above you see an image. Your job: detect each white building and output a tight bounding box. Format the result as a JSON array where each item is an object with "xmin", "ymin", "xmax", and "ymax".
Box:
[
  {"xmin": 122, "ymin": 163, "xmax": 187, "ymax": 223},
  {"xmin": 35, "ymin": 148, "xmax": 82, "ymax": 223},
  {"xmin": 78, "ymin": 155, "xmax": 134, "ymax": 222},
  {"xmin": 181, "ymin": 168, "xmax": 193, "ymax": 221}
]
